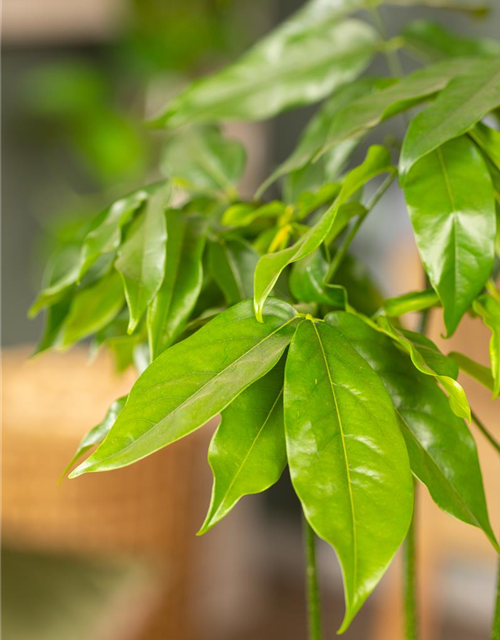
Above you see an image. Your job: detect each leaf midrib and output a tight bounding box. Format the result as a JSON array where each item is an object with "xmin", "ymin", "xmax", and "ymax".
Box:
[{"xmin": 311, "ymin": 322, "xmax": 358, "ymax": 595}]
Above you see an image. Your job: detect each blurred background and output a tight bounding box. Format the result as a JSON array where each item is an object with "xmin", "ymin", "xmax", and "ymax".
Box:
[{"xmin": 2, "ymin": 0, "xmax": 499, "ymax": 638}]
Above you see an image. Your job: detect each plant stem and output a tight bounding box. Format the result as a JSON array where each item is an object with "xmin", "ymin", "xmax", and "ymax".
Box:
[
  {"xmin": 303, "ymin": 514, "xmax": 322, "ymax": 640},
  {"xmin": 492, "ymin": 555, "xmax": 500, "ymax": 640},
  {"xmin": 403, "ymin": 284, "xmax": 431, "ymax": 640},
  {"xmin": 471, "ymin": 410, "xmax": 500, "ymax": 456},
  {"xmin": 370, "ymin": 5, "xmax": 404, "ymax": 78},
  {"xmin": 404, "ymin": 485, "xmax": 418, "ymax": 640},
  {"xmin": 325, "ymin": 172, "xmax": 396, "ymax": 283}
]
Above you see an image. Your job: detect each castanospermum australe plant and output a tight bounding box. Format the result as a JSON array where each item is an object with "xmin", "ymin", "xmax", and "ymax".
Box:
[{"xmin": 31, "ymin": 0, "xmax": 500, "ymax": 637}]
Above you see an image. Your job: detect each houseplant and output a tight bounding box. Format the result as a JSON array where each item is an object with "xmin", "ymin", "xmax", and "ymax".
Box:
[{"xmin": 31, "ymin": 0, "xmax": 500, "ymax": 637}]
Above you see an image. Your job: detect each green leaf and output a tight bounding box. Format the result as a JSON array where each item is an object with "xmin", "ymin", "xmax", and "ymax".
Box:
[
  {"xmin": 222, "ymin": 201, "xmax": 286, "ymax": 228},
  {"xmin": 78, "ymin": 188, "xmax": 150, "ymax": 280},
  {"xmin": 147, "ymin": 213, "xmax": 206, "ymax": 360},
  {"xmin": 400, "ymin": 56, "xmax": 500, "ymax": 180},
  {"xmin": 403, "ymin": 136, "xmax": 496, "ymax": 336},
  {"xmin": 289, "ymin": 249, "xmax": 347, "ymax": 307},
  {"xmin": 199, "ymin": 361, "xmax": 286, "ymax": 534},
  {"xmin": 28, "ymin": 185, "xmax": 165, "ymax": 317},
  {"xmin": 253, "ymin": 146, "xmax": 393, "ymax": 321},
  {"xmin": 335, "ymin": 253, "xmax": 384, "ymax": 316},
  {"xmin": 285, "ymin": 319, "xmax": 413, "ymax": 631},
  {"xmin": 315, "ymin": 57, "xmax": 474, "ymax": 164},
  {"xmin": 259, "ymin": 78, "xmax": 379, "ymax": 198},
  {"xmin": 469, "ymin": 122, "xmax": 500, "ymax": 173},
  {"xmin": 34, "ymin": 298, "xmax": 71, "ymax": 355},
  {"xmin": 375, "ymin": 316, "xmax": 470, "ymax": 419},
  {"xmin": 327, "ymin": 311, "xmax": 499, "ymax": 553},
  {"xmin": 473, "ymin": 286, "xmax": 500, "ymax": 397},
  {"xmin": 208, "ymin": 237, "xmax": 259, "ymax": 305},
  {"xmin": 448, "ymin": 351, "xmax": 495, "ymax": 394},
  {"xmin": 161, "ymin": 125, "xmax": 246, "ymax": 195},
  {"xmin": 59, "ymin": 271, "xmax": 125, "ymax": 349},
  {"xmin": 151, "ymin": 12, "xmax": 377, "ymax": 127},
  {"xmin": 62, "ymin": 396, "xmax": 127, "ymax": 480},
  {"xmin": 70, "ymin": 299, "xmax": 299, "ymax": 476},
  {"xmin": 383, "ymin": 288, "xmax": 439, "ymax": 317},
  {"xmin": 116, "ymin": 188, "xmax": 169, "ymax": 333},
  {"xmin": 402, "ymin": 20, "xmax": 500, "ymax": 62}
]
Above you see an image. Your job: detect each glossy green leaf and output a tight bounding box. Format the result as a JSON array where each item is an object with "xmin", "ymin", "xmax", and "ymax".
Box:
[
  {"xmin": 473, "ymin": 286, "xmax": 500, "ymax": 397},
  {"xmin": 253, "ymin": 146, "xmax": 393, "ymax": 321},
  {"xmin": 383, "ymin": 288, "xmax": 439, "ymax": 317},
  {"xmin": 59, "ymin": 271, "xmax": 125, "ymax": 349},
  {"xmin": 375, "ymin": 316, "xmax": 470, "ymax": 419},
  {"xmin": 448, "ymin": 351, "xmax": 495, "ymax": 394},
  {"xmin": 199, "ymin": 361, "xmax": 286, "ymax": 534},
  {"xmin": 400, "ymin": 56, "xmax": 500, "ymax": 179},
  {"xmin": 222, "ymin": 201, "xmax": 286, "ymax": 228},
  {"xmin": 151, "ymin": 12, "xmax": 377, "ymax": 128},
  {"xmin": 161, "ymin": 126, "xmax": 246, "ymax": 195},
  {"xmin": 403, "ymin": 136, "xmax": 495, "ymax": 336},
  {"xmin": 402, "ymin": 20, "xmax": 500, "ymax": 62},
  {"xmin": 289, "ymin": 249, "xmax": 347, "ymax": 307},
  {"xmin": 116, "ymin": 188, "xmax": 168, "ymax": 333},
  {"xmin": 469, "ymin": 122, "xmax": 500, "ymax": 173},
  {"xmin": 208, "ymin": 237, "xmax": 259, "ymax": 305},
  {"xmin": 259, "ymin": 78, "xmax": 379, "ymax": 198},
  {"xmin": 316, "ymin": 57, "xmax": 474, "ymax": 163},
  {"xmin": 326, "ymin": 311, "xmax": 499, "ymax": 552},
  {"xmin": 71, "ymin": 299, "xmax": 299, "ymax": 476},
  {"xmin": 147, "ymin": 213, "xmax": 206, "ymax": 360},
  {"xmin": 78, "ymin": 188, "xmax": 150, "ymax": 279},
  {"xmin": 62, "ymin": 396, "xmax": 127, "ymax": 480},
  {"xmin": 285, "ymin": 319, "xmax": 413, "ymax": 631}
]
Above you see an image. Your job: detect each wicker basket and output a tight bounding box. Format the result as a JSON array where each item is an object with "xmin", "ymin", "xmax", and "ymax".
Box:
[{"xmin": 2, "ymin": 347, "xmax": 214, "ymax": 640}]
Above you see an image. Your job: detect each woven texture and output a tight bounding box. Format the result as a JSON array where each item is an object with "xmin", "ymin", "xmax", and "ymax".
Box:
[{"xmin": 2, "ymin": 347, "xmax": 213, "ymax": 640}]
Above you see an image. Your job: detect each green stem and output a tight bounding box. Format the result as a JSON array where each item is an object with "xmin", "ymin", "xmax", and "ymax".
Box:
[
  {"xmin": 325, "ymin": 172, "xmax": 396, "ymax": 283},
  {"xmin": 492, "ymin": 555, "xmax": 500, "ymax": 640},
  {"xmin": 471, "ymin": 410, "xmax": 500, "ymax": 456},
  {"xmin": 404, "ymin": 484, "xmax": 418, "ymax": 640},
  {"xmin": 303, "ymin": 514, "xmax": 322, "ymax": 640},
  {"xmin": 370, "ymin": 5, "xmax": 404, "ymax": 78}
]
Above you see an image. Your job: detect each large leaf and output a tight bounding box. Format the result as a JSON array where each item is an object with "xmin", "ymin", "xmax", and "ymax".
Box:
[
  {"xmin": 59, "ymin": 270, "xmax": 125, "ymax": 349},
  {"xmin": 315, "ymin": 57, "xmax": 474, "ymax": 163},
  {"xmin": 147, "ymin": 214, "xmax": 206, "ymax": 360},
  {"xmin": 402, "ymin": 20, "xmax": 500, "ymax": 62},
  {"xmin": 151, "ymin": 11, "xmax": 377, "ymax": 127},
  {"xmin": 116, "ymin": 188, "xmax": 168, "ymax": 333},
  {"xmin": 400, "ymin": 56, "xmax": 500, "ymax": 180},
  {"xmin": 285, "ymin": 319, "xmax": 413, "ymax": 631},
  {"xmin": 70, "ymin": 299, "xmax": 299, "ymax": 476},
  {"xmin": 473, "ymin": 284, "xmax": 500, "ymax": 398},
  {"xmin": 326, "ymin": 311, "xmax": 499, "ymax": 552},
  {"xmin": 62, "ymin": 396, "xmax": 127, "ymax": 479},
  {"xmin": 199, "ymin": 361, "xmax": 286, "ymax": 534},
  {"xmin": 161, "ymin": 126, "xmax": 246, "ymax": 195},
  {"xmin": 253, "ymin": 146, "xmax": 393, "ymax": 321},
  {"xmin": 403, "ymin": 135, "xmax": 495, "ymax": 336},
  {"xmin": 208, "ymin": 237, "xmax": 259, "ymax": 305},
  {"xmin": 259, "ymin": 78, "xmax": 378, "ymax": 198}
]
